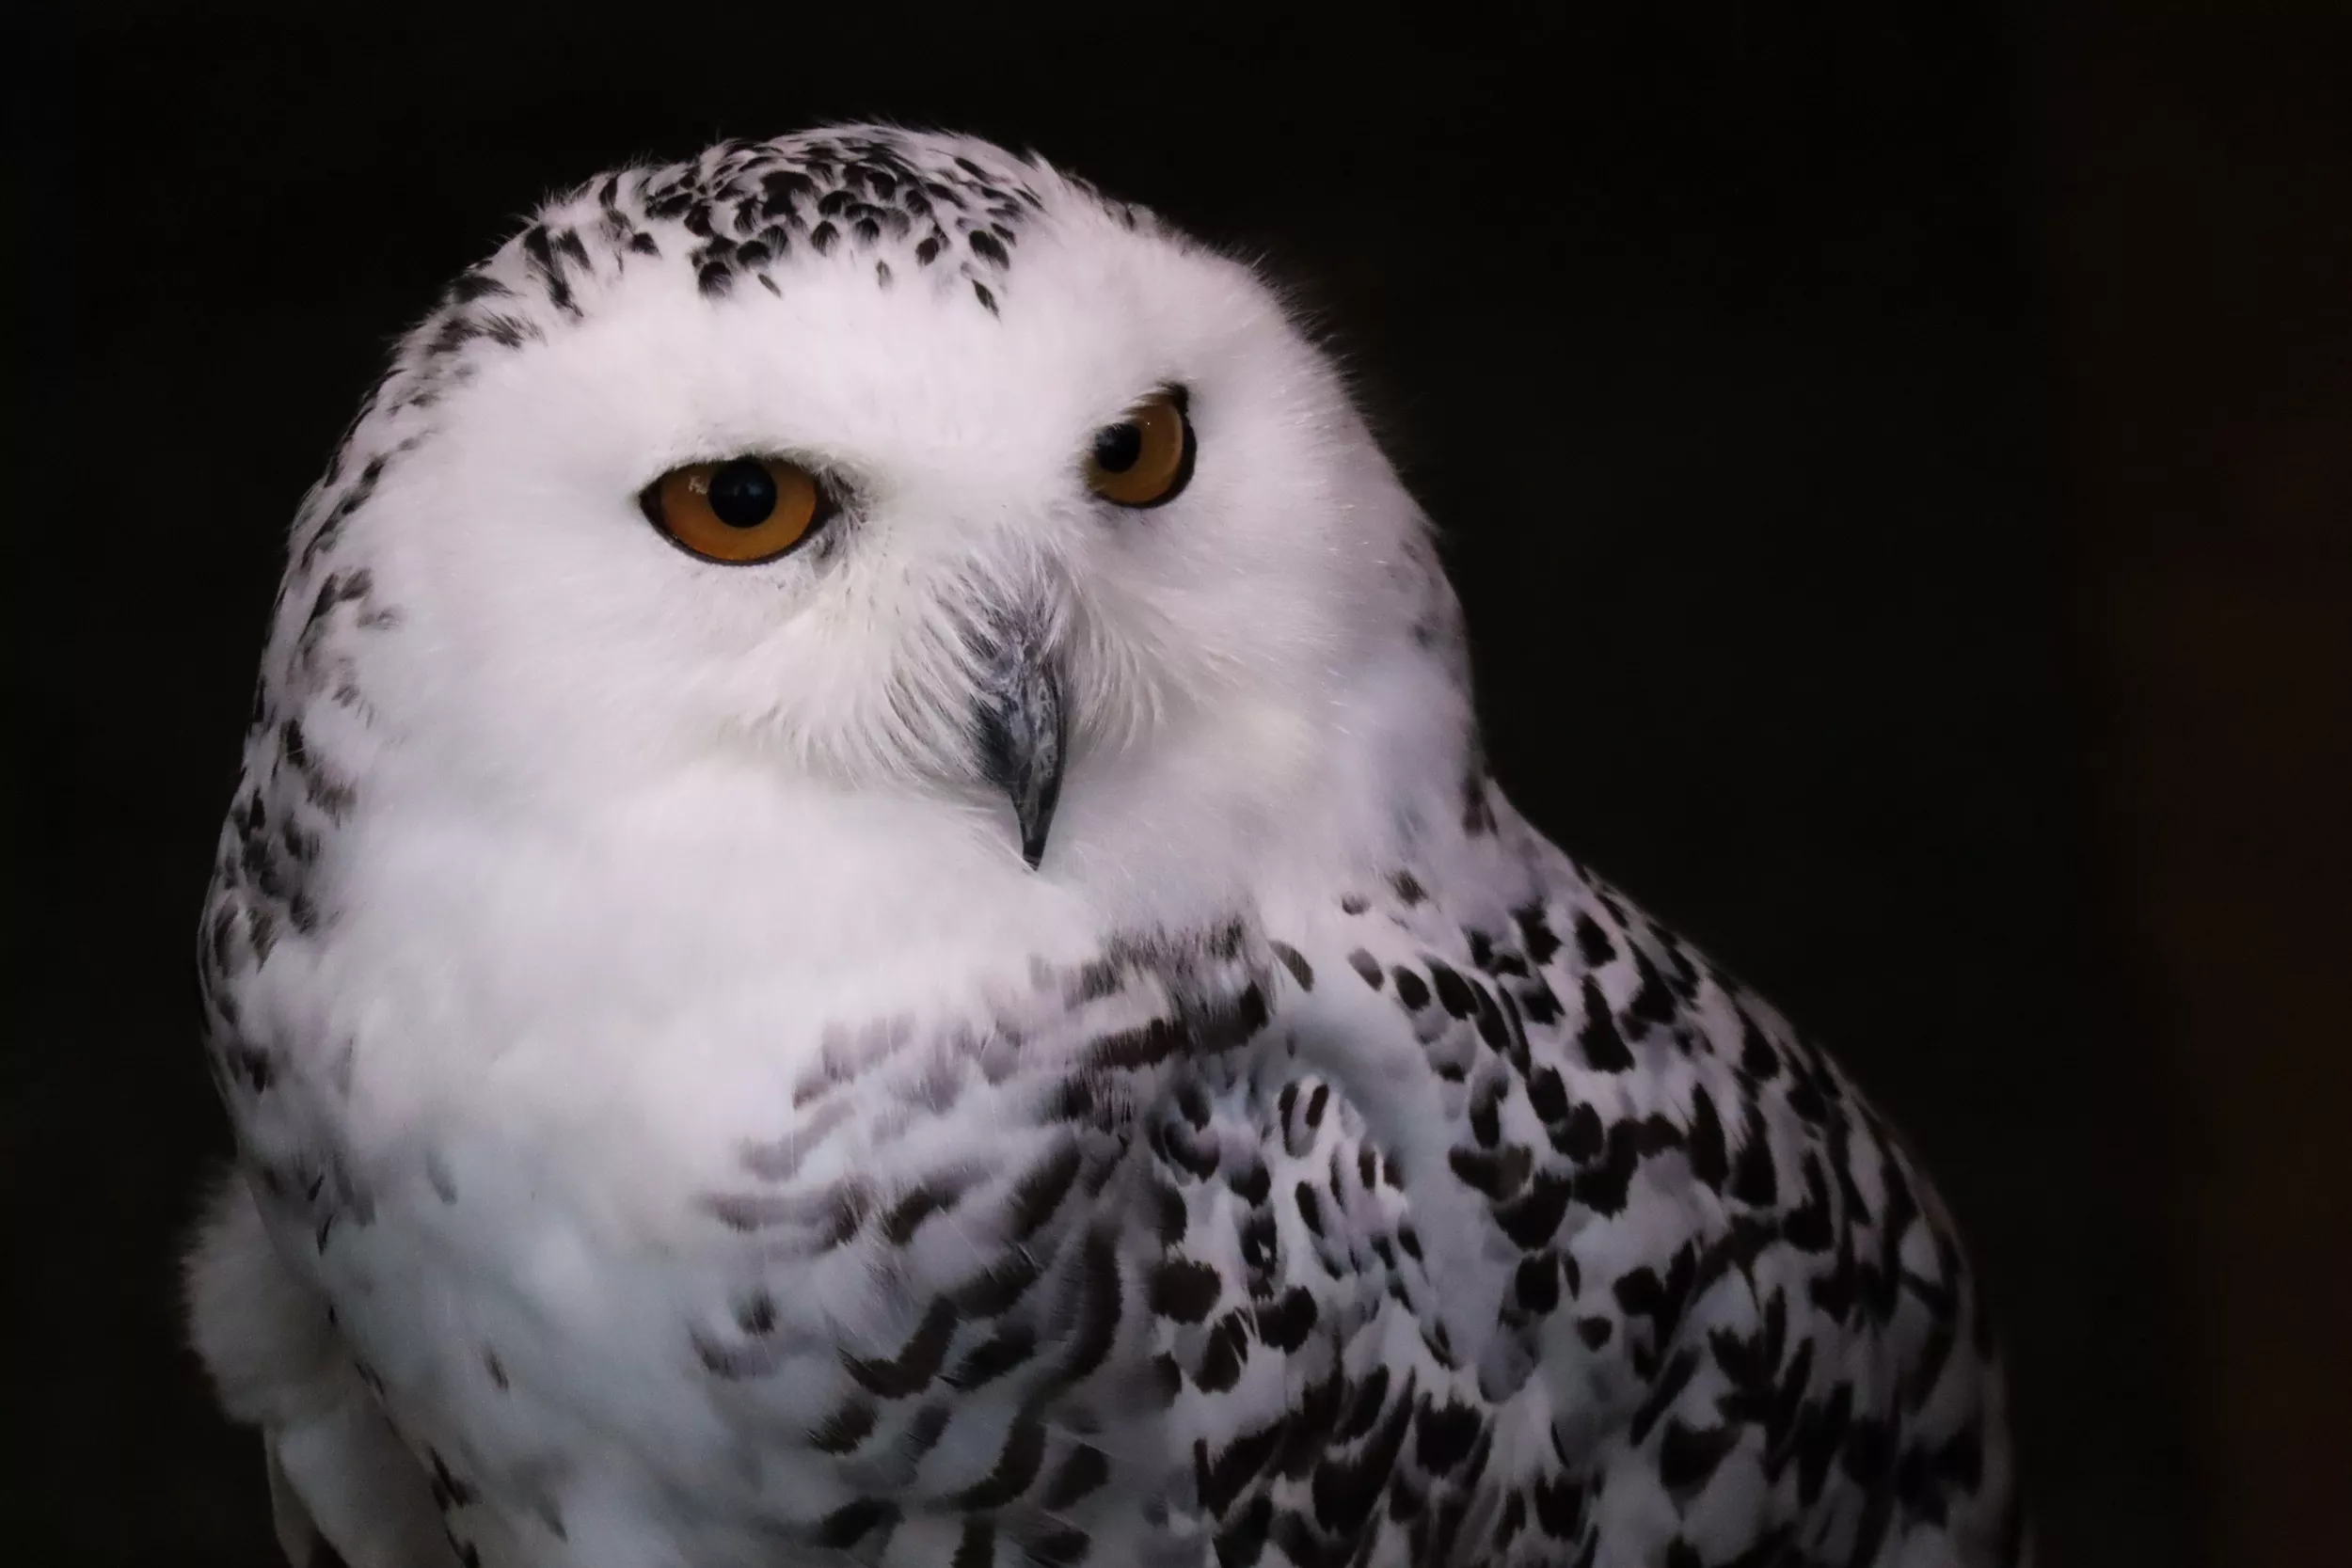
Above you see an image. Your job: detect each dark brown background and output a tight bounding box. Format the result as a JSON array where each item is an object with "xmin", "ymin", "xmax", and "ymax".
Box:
[{"xmin": 24, "ymin": 3, "xmax": 2349, "ymax": 1562}]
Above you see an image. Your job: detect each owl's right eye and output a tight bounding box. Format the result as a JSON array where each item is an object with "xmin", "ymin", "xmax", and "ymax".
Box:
[{"xmin": 640, "ymin": 457, "xmax": 833, "ymax": 564}]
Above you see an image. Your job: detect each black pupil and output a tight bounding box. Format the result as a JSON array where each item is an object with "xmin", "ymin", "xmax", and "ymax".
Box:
[
  {"xmin": 706, "ymin": 460, "xmax": 778, "ymax": 528},
  {"xmin": 1092, "ymin": 421, "xmax": 1144, "ymax": 474}
]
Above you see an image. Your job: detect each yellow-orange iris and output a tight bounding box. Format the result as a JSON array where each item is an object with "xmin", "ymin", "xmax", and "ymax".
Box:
[
  {"xmin": 1085, "ymin": 389, "xmax": 1194, "ymax": 508},
  {"xmin": 643, "ymin": 457, "xmax": 826, "ymax": 563}
]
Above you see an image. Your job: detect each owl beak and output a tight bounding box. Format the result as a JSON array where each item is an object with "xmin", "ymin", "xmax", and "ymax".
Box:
[{"xmin": 970, "ymin": 612, "xmax": 1067, "ymax": 870}]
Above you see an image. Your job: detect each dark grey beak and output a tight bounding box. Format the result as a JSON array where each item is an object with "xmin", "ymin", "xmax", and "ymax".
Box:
[{"xmin": 970, "ymin": 610, "xmax": 1067, "ymax": 870}]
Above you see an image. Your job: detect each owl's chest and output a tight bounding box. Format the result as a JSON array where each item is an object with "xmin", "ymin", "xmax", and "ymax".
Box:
[
  {"xmin": 255, "ymin": 794, "xmax": 1105, "ymax": 1164},
  {"xmin": 219, "ymin": 839, "xmax": 1187, "ymax": 1554},
  {"xmin": 230, "ymin": 813, "xmax": 1057, "ymax": 1248}
]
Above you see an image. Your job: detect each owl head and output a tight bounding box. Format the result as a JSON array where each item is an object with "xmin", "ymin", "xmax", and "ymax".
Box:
[{"xmin": 263, "ymin": 127, "xmax": 1474, "ymax": 920}]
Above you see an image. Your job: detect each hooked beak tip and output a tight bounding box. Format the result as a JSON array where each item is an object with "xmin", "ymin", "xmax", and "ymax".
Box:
[{"xmin": 972, "ymin": 626, "xmax": 1067, "ymax": 873}]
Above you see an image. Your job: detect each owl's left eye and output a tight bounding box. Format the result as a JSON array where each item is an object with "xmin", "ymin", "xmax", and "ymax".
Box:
[
  {"xmin": 639, "ymin": 456, "xmax": 834, "ymax": 564},
  {"xmin": 1086, "ymin": 388, "xmax": 1195, "ymax": 509}
]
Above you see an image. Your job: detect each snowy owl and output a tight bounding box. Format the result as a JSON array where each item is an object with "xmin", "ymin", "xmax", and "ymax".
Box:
[{"xmin": 186, "ymin": 127, "xmax": 2024, "ymax": 1568}]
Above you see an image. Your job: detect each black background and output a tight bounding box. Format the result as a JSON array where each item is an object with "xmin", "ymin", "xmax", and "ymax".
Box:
[{"xmin": 30, "ymin": 3, "xmax": 2352, "ymax": 1563}]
